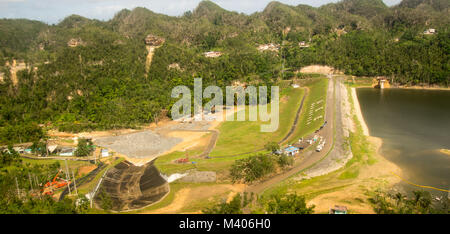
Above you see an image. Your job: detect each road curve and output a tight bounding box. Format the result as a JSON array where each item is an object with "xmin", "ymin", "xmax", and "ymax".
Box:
[{"xmin": 246, "ymin": 76, "xmax": 337, "ymax": 194}]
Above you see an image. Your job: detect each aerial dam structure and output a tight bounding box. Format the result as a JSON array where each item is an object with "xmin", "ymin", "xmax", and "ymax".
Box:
[
  {"xmin": 94, "ymin": 160, "xmax": 169, "ymax": 211},
  {"xmin": 373, "ymin": 77, "xmax": 391, "ymax": 89}
]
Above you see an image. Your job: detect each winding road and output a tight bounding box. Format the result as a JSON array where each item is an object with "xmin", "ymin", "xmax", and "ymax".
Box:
[
  {"xmin": 246, "ymin": 75, "xmax": 343, "ymax": 194},
  {"xmin": 208, "ymin": 87, "xmax": 309, "ymax": 159}
]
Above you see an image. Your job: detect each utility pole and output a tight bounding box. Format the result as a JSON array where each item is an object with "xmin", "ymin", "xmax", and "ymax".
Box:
[
  {"xmin": 15, "ymin": 177, "xmax": 20, "ymax": 198},
  {"xmin": 64, "ymin": 160, "xmax": 71, "ymax": 195},
  {"xmin": 34, "ymin": 174, "xmax": 41, "ymax": 198},
  {"xmin": 34, "ymin": 174, "xmax": 39, "ymax": 188},
  {"xmin": 28, "ymin": 172, "xmax": 33, "ymax": 191},
  {"xmin": 71, "ymin": 169, "xmax": 78, "ymax": 196}
]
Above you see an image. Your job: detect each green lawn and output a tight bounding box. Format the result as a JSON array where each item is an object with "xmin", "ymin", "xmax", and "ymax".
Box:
[
  {"xmin": 210, "ymin": 86, "xmax": 305, "ymax": 157},
  {"xmin": 20, "ymin": 157, "xmax": 93, "ymax": 176},
  {"xmin": 286, "ymin": 78, "xmax": 328, "ymax": 144},
  {"xmin": 155, "ymin": 78, "xmax": 331, "ymax": 175}
]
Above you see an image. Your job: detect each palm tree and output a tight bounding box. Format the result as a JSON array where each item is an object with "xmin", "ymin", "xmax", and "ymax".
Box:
[{"xmin": 394, "ymin": 192, "xmax": 405, "ymax": 206}]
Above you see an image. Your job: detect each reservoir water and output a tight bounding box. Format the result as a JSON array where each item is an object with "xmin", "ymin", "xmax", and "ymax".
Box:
[{"xmin": 356, "ymin": 88, "xmax": 450, "ymax": 194}]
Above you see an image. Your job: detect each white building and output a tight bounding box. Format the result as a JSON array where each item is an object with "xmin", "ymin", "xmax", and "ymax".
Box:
[
  {"xmin": 101, "ymin": 149, "xmax": 109, "ymax": 157},
  {"xmin": 423, "ymin": 28, "xmax": 436, "ymax": 35}
]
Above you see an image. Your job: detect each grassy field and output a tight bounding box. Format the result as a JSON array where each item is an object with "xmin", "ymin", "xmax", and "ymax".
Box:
[
  {"xmin": 285, "ymin": 78, "xmax": 328, "ymax": 144},
  {"xmin": 210, "ymin": 85, "xmax": 305, "ymax": 157},
  {"xmin": 155, "ymin": 85, "xmax": 306, "ymax": 175},
  {"xmin": 344, "ymin": 76, "xmax": 374, "ymax": 87},
  {"xmin": 154, "ymin": 77, "xmax": 330, "ymax": 175},
  {"xmin": 20, "ymin": 157, "xmax": 93, "ymax": 178}
]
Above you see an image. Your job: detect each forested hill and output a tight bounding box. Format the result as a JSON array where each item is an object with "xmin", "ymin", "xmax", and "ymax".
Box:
[{"xmin": 0, "ymin": 0, "xmax": 449, "ymax": 143}]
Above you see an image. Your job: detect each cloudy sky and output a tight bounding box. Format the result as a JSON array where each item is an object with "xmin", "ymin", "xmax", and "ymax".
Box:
[{"xmin": 0, "ymin": 0, "xmax": 402, "ymax": 24}]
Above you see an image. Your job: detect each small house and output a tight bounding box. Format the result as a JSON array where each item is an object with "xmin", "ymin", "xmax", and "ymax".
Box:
[
  {"xmin": 257, "ymin": 43, "xmax": 279, "ymax": 52},
  {"xmin": 47, "ymin": 145, "xmax": 58, "ymax": 155},
  {"xmin": 60, "ymin": 148, "xmax": 74, "ymax": 157},
  {"xmin": 101, "ymin": 149, "xmax": 109, "ymax": 157},
  {"xmin": 329, "ymin": 205, "xmax": 348, "ymax": 214},
  {"xmin": 13, "ymin": 147, "xmax": 24, "ymax": 154},
  {"xmin": 283, "ymin": 146, "xmax": 299, "ymax": 156},
  {"xmin": 373, "ymin": 77, "xmax": 390, "ymax": 89},
  {"xmin": 203, "ymin": 51, "xmax": 223, "ymax": 58},
  {"xmin": 273, "ymin": 150, "xmax": 283, "ymax": 155},
  {"xmin": 144, "ymin": 34, "xmax": 165, "ymax": 46},
  {"xmin": 423, "ymin": 28, "xmax": 436, "ymax": 35},
  {"xmin": 67, "ymin": 38, "xmax": 83, "ymax": 47},
  {"xmin": 299, "ymin": 41, "xmax": 309, "ymax": 48},
  {"xmin": 292, "ymin": 142, "xmax": 307, "ymax": 150}
]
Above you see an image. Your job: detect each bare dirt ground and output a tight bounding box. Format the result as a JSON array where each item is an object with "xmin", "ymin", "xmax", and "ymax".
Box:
[
  {"xmin": 77, "ymin": 165, "xmax": 97, "ymax": 177},
  {"xmin": 307, "ymin": 136, "xmax": 402, "ymax": 214},
  {"xmin": 144, "ymin": 184, "xmax": 246, "ymax": 214},
  {"xmin": 439, "ymin": 149, "xmax": 450, "ymax": 156},
  {"xmin": 299, "ymin": 65, "xmax": 341, "ymax": 75},
  {"xmin": 57, "ymin": 105, "xmax": 242, "ymax": 166}
]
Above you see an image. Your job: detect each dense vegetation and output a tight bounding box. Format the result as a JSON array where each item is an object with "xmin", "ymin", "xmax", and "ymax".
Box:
[
  {"xmin": 0, "ymin": 148, "xmax": 86, "ymax": 213},
  {"xmin": 0, "ymin": 0, "xmax": 448, "ymax": 143},
  {"xmin": 230, "ymin": 153, "xmax": 293, "ymax": 183},
  {"xmin": 203, "ymin": 192, "xmax": 314, "ymax": 214},
  {"xmin": 369, "ymin": 189, "xmax": 450, "ymax": 214}
]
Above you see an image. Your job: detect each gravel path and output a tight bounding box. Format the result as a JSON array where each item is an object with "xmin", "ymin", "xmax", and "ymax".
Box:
[
  {"xmin": 94, "ymin": 131, "xmax": 183, "ymax": 159},
  {"xmin": 94, "ymin": 121, "xmax": 213, "ymax": 159}
]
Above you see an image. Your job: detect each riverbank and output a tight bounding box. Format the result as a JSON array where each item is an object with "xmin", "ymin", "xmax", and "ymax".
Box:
[
  {"xmin": 351, "ymin": 88, "xmax": 369, "ymax": 136},
  {"xmin": 304, "ymin": 87, "xmax": 403, "ymax": 214},
  {"xmin": 394, "ymin": 85, "xmax": 450, "ymax": 91},
  {"xmin": 440, "ymin": 149, "xmax": 450, "ymax": 156}
]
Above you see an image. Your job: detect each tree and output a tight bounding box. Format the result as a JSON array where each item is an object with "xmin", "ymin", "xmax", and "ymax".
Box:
[
  {"xmin": 266, "ymin": 193, "xmax": 315, "ymax": 214},
  {"xmin": 230, "ymin": 154, "xmax": 275, "ymax": 183},
  {"xmin": 369, "ymin": 190, "xmax": 447, "ymax": 214},
  {"xmin": 276, "ymin": 154, "xmax": 293, "ymax": 168},
  {"xmin": 264, "ymin": 141, "xmax": 280, "ymax": 153},
  {"xmin": 75, "ymin": 138, "xmax": 94, "ymax": 157},
  {"xmin": 98, "ymin": 189, "xmax": 113, "ymax": 211},
  {"xmin": 0, "ymin": 145, "xmax": 22, "ymax": 167},
  {"xmin": 203, "ymin": 194, "xmax": 244, "ymax": 214},
  {"xmin": 31, "ymin": 141, "xmax": 47, "ymax": 157}
]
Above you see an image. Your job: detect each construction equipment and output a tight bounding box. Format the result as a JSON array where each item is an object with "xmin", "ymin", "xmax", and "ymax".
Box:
[
  {"xmin": 175, "ymin": 152, "xmax": 190, "ymax": 164},
  {"xmin": 41, "ymin": 169, "xmax": 70, "ymax": 196}
]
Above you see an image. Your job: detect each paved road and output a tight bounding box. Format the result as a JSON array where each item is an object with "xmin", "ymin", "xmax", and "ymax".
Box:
[
  {"xmin": 295, "ymin": 76, "xmax": 351, "ymax": 180},
  {"xmin": 246, "ymin": 76, "xmax": 338, "ymax": 194}
]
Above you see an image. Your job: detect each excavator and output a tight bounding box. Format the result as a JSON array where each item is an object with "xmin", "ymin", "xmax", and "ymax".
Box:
[{"xmin": 41, "ymin": 169, "xmax": 70, "ymax": 196}]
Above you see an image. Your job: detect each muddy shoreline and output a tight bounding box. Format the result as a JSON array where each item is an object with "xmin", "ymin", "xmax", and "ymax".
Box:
[{"xmin": 351, "ymin": 88, "xmax": 370, "ymax": 136}]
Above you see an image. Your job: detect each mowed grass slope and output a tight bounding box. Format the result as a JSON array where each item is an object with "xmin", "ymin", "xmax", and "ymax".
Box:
[
  {"xmin": 155, "ymin": 86, "xmax": 305, "ymax": 175},
  {"xmin": 155, "ymin": 78, "xmax": 328, "ymax": 175},
  {"xmin": 210, "ymin": 86, "xmax": 305, "ymax": 157},
  {"xmin": 286, "ymin": 78, "xmax": 328, "ymax": 144}
]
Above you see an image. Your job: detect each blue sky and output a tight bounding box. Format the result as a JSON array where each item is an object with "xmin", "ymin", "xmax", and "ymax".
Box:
[{"xmin": 0, "ymin": 0, "xmax": 402, "ymax": 24}]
